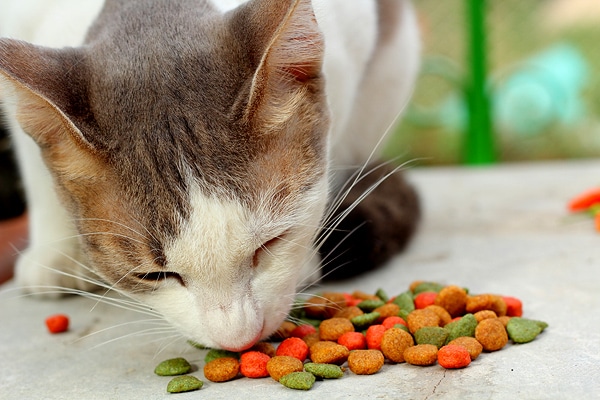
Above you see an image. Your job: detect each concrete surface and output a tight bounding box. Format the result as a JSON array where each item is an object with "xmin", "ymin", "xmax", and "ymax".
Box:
[{"xmin": 1, "ymin": 160, "xmax": 599, "ymax": 399}]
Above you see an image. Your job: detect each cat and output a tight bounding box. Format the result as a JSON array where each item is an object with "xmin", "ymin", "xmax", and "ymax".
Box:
[{"xmin": 0, "ymin": 0, "xmax": 420, "ymax": 351}]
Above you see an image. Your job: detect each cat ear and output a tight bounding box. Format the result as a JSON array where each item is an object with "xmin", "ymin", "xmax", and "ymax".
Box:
[
  {"xmin": 229, "ymin": 0, "xmax": 325, "ymax": 129},
  {"xmin": 0, "ymin": 39, "xmax": 96, "ymax": 155}
]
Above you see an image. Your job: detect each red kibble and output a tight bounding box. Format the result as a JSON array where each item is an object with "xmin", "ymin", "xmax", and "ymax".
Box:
[
  {"xmin": 365, "ymin": 324, "xmax": 386, "ymax": 351},
  {"xmin": 337, "ymin": 331, "xmax": 367, "ymax": 350},
  {"xmin": 240, "ymin": 351, "xmax": 271, "ymax": 378},
  {"xmin": 343, "ymin": 293, "xmax": 362, "ymax": 307},
  {"xmin": 437, "ymin": 345, "xmax": 471, "ymax": 369},
  {"xmin": 290, "ymin": 324, "xmax": 317, "ymax": 338},
  {"xmin": 45, "ymin": 314, "xmax": 69, "ymax": 334},
  {"xmin": 382, "ymin": 316, "xmax": 407, "ymax": 330},
  {"xmin": 502, "ymin": 296, "xmax": 523, "ymax": 317},
  {"xmin": 275, "ymin": 337, "xmax": 309, "ymax": 361},
  {"xmin": 414, "ymin": 292, "xmax": 438, "ymax": 309}
]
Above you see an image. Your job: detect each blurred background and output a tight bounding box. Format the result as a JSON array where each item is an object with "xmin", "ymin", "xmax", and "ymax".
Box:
[{"xmin": 385, "ymin": 0, "xmax": 600, "ymax": 165}]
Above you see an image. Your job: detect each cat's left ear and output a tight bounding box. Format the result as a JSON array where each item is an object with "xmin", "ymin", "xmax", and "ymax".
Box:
[{"xmin": 229, "ymin": 0, "xmax": 325, "ymax": 129}]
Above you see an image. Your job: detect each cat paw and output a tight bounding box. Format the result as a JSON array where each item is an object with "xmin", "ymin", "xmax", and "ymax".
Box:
[{"xmin": 14, "ymin": 244, "xmax": 101, "ymax": 297}]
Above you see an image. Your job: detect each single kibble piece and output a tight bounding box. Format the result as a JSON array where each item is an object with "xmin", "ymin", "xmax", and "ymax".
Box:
[
  {"xmin": 350, "ymin": 312, "xmax": 381, "ymax": 330},
  {"xmin": 266, "ymin": 356, "xmax": 304, "ymax": 382},
  {"xmin": 373, "ymin": 303, "xmax": 401, "ymax": 321},
  {"xmin": 466, "ymin": 294, "xmax": 507, "ymax": 317},
  {"xmin": 382, "ymin": 316, "xmax": 407, "ymax": 330},
  {"xmin": 475, "ymin": 318, "xmax": 508, "ymax": 351},
  {"xmin": 347, "ymin": 350, "xmax": 385, "ymax": 375},
  {"xmin": 435, "ymin": 285, "xmax": 468, "ymax": 317},
  {"xmin": 45, "ymin": 314, "xmax": 69, "ymax": 334},
  {"xmin": 474, "ymin": 310, "xmax": 498, "ymax": 323},
  {"xmin": 447, "ymin": 336, "xmax": 483, "ymax": 360},
  {"xmin": 279, "ymin": 371, "xmax": 316, "ymax": 390},
  {"xmin": 352, "ymin": 290, "xmax": 379, "ymax": 301},
  {"xmin": 437, "ymin": 345, "xmax": 471, "ymax": 369},
  {"xmin": 412, "ymin": 281, "xmax": 445, "ymax": 295},
  {"xmin": 166, "ymin": 376, "xmax": 203, "ymax": 393},
  {"xmin": 506, "ymin": 317, "xmax": 547, "ymax": 344},
  {"xmin": 391, "ymin": 291, "xmax": 415, "ymax": 313},
  {"xmin": 276, "ymin": 337, "xmax": 309, "ymax": 361},
  {"xmin": 203, "ymin": 357, "xmax": 240, "ymax": 383},
  {"xmin": 444, "ymin": 313, "xmax": 478, "ymax": 344},
  {"xmin": 290, "ymin": 324, "xmax": 317, "ymax": 339},
  {"xmin": 502, "ymin": 296, "xmax": 523, "ymax": 317},
  {"xmin": 249, "ymin": 342, "xmax": 276, "ymax": 357},
  {"xmin": 302, "ymin": 332, "xmax": 322, "ymax": 348},
  {"xmin": 304, "ymin": 293, "xmax": 347, "ymax": 319},
  {"xmin": 204, "ymin": 349, "xmax": 240, "ymax": 364},
  {"xmin": 309, "ymin": 341, "xmax": 350, "ymax": 365},
  {"xmin": 380, "ymin": 327, "xmax": 414, "ymax": 363},
  {"xmin": 337, "ymin": 331, "xmax": 367, "ymax": 351},
  {"xmin": 403, "ymin": 344, "xmax": 438, "ymax": 366},
  {"xmin": 304, "ymin": 362, "xmax": 344, "ymax": 379},
  {"xmin": 407, "ymin": 308, "xmax": 441, "ymax": 334},
  {"xmin": 414, "ymin": 292, "xmax": 438, "ymax": 309},
  {"xmin": 240, "ymin": 351, "xmax": 271, "ymax": 378},
  {"xmin": 319, "ymin": 318, "xmax": 355, "ymax": 341},
  {"xmin": 272, "ymin": 321, "xmax": 298, "ymax": 340},
  {"xmin": 357, "ymin": 299, "xmax": 386, "ymax": 312},
  {"xmin": 154, "ymin": 357, "xmax": 192, "ymax": 376},
  {"xmin": 414, "ymin": 326, "xmax": 448, "ymax": 349},
  {"xmin": 365, "ymin": 324, "xmax": 387, "ymax": 351},
  {"xmin": 424, "ymin": 305, "xmax": 452, "ymax": 326},
  {"xmin": 333, "ymin": 305, "xmax": 364, "ymax": 320},
  {"xmin": 375, "ymin": 288, "xmax": 390, "ymax": 303}
]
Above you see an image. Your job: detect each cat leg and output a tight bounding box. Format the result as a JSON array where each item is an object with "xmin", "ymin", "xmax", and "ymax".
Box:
[{"xmin": 10, "ymin": 124, "xmax": 98, "ymax": 296}]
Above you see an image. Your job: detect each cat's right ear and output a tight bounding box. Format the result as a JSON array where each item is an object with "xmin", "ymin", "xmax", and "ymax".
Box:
[{"xmin": 0, "ymin": 39, "xmax": 100, "ymax": 175}]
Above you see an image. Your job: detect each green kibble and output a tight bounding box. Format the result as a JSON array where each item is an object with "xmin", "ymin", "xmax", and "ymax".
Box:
[
  {"xmin": 279, "ymin": 371, "xmax": 316, "ymax": 390},
  {"xmin": 357, "ymin": 299, "xmax": 386, "ymax": 312},
  {"xmin": 204, "ymin": 349, "xmax": 240, "ymax": 364},
  {"xmin": 412, "ymin": 282, "xmax": 444, "ymax": 295},
  {"xmin": 392, "ymin": 291, "xmax": 415, "ymax": 313},
  {"xmin": 444, "ymin": 313, "xmax": 477, "ymax": 344},
  {"xmin": 166, "ymin": 376, "xmax": 203, "ymax": 393},
  {"xmin": 393, "ymin": 323, "xmax": 410, "ymax": 333},
  {"xmin": 507, "ymin": 317, "xmax": 548, "ymax": 344},
  {"xmin": 154, "ymin": 358, "xmax": 192, "ymax": 376},
  {"xmin": 351, "ymin": 312, "xmax": 381, "ymax": 330},
  {"xmin": 415, "ymin": 326, "xmax": 449, "ymax": 348},
  {"xmin": 304, "ymin": 363, "xmax": 344, "ymax": 379},
  {"xmin": 375, "ymin": 288, "xmax": 389, "ymax": 303}
]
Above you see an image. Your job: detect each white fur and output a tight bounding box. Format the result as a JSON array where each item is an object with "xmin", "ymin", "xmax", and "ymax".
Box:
[{"xmin": 0, "ymin": 0, "xmax": 419, "ymax": 349}]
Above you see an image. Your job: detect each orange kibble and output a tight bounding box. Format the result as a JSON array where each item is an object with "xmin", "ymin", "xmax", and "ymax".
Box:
[
  {"xmin": 435, "ymin": 285, "xmax": 468, "ymax": 318},
  {"xmin": 338, "ymin": 331, "xmax": 367, "ymax": 350},
  {"xmin": 373, "ymin": 303, "xmax": 401, "ymax": 322},
  {"xmin": 403, "ymin": 344, "xmax": 438, "ymax": 366},
  {"xmin": 382, "ymin": 316, "xmax": 407, "ymax": 330},
  {"xmin": 466, "ymin": 294, "xmax": 507, "ymax": 317},
  {"xmin": 276, "ymin": 337, "xmax": 309, "ymax": 361},
  {"xmin": 204, "ymin": 357, "xmax": 240, "ymax": 382},
  {"xmin": 501, "ymin": 296, "xmax": 523, "ymax": 317},
  {"xmin": 266, "ymin": 356, "xmax": 304, "ymax": 382},
  {"xmin": 380, "ymin": 327, "xmax": 414, "ymax": 363},
  {"xmin": 475, "ymin": 318, "xmax": 508, "ymax": 352},
  {"xmin": 319, "ymin": 318, "xmax": 355, "ymax": 341},
  {"xmin": 365, "ymin": 324, "xmax": 386, "ymax": 351},
  {"xmin": 474, "ymin": 310, "xmax": 498, "ymax": 323},
  {"xmin": 347, "ymin": 350, "xmax": 385, "ymax": 375},
  {"xmin": 447, "ymin": 336, "xmax": 483, "ymax": 360},
  {"xmin": 424, "ymin": 305, "xmax": 452, "ymax": 326},
  {"xmin": 45, "ymin": 314, "xmax": 69, "ymax": 334},
  {"xmin": 414, "ymin": 292, "xmax": 438, "ymax": 309},
  {"xmin": 333, "ymin": 306, "xmax": 364, "ymax": 320},
  {"xmin": 240, "ymin": 351, "xmax": 271, "ymax": 378},
  {"xmin": 437, "ymin": 345, "xmax": 471, "ymax": 369},
  {"xmin": 406, "ymin": 309, "xmax": 441, "ymax": 334},
  {"xmin": 309, "ymin": 341, "xmax": 350, "ymax": 365},
  {"xmin": 290, "ymin": 324, "xmax": 317, "ymax": 339}
]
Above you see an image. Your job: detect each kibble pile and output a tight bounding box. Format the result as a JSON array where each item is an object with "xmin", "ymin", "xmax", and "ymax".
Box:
[{"xmin": 155, "ymin": 281, "xmax": 548, "ymax": 393}]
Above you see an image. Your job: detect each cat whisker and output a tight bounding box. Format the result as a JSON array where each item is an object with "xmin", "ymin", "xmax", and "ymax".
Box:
[{"xmin": 75, "ymin": 217, "xmax": 152, "ymax": 242}]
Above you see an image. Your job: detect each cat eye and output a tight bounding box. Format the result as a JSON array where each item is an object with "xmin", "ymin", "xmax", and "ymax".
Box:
[
  {"xmin": 252, "ymin": 236, "xmax": 283, "ymax": 267},
  {"xmin": 135, "ymin": 271, "xmax": 184, "ymax": 286}
]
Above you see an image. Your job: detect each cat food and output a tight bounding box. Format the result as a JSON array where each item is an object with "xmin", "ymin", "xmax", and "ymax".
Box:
[
  {"xmin": 319, "ymin": 317, "xmax": 354, "ymax": 341},
  {"xmin": 154, "ymin": 358, "xmax": 192, "ymax": 376},
  {"xmin": 474, "ymin": 318, "xmax": 508, "ymax": 351},
  {"xmin": 303, "ymin": 363, "xmax": 344, "ymax": 379},
  {"xmin": 166, "ymin": 376, "xmax": 204, "ymax": 393},
  {"xmin": 203, "ymin": 357, "xmax": 240, "ymax": 382},
  {"xmin": 403, "ymin": 344, "xmax": 439, "ymax": 366},
  {"xmin": 437, "ymin": 344, "xmax": 471, "ymax": 369},
  {"xmin": 278, "ymin": 371, "xmax": 316, "ymax": 390},
  {"xmin": 266, "ymin": 356, "xmax": 304, "ymax": 382},
  {"xmin": 309, "ymin": 341, "xmax": 350, "ymax": 365},
  {"xmin": 275, "ymin": 337, "xmax": 309, "ymax": 361},
  {"xmin": 347, "ymin": 349, "xmax": 385, "ymax": 375},
  {"xmin": 567, "ymin": 187, "xmax": 600, "ymax": 231},
  {"xmin": 156, "ymin": 280, "xmax": 548, "ymax": 393},
  {"xmin": 239, "ymin": 351, "xmax": 271, "ymax": 378},
  {"xmin": 45, "ymin": 314, "xmax": 69, "ymax": 334}
]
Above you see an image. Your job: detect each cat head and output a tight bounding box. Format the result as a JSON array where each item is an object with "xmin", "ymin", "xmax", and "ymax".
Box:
[{"xmin": 0, "ymin": 0, "xmax": 329, "ymax": 350}]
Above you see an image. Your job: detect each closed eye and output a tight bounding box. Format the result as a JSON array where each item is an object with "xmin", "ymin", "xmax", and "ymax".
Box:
[
  {"xmin": 135, "ymin": 271, "xmax": 184, "ymax": 286},
  {"xmin": 252, "ymin": 235, "xmax": 284, "ymax": 267}
]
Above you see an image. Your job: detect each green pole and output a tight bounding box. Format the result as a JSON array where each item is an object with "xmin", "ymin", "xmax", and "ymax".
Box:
[{"xmin": 464, "ymin": 0, "xmax": 495, "ymax": 164}]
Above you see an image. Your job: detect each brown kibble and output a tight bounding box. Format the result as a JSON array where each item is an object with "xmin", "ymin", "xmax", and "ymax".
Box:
[
  {"xmin": 406, "ymin": 309, "xmax": 441, "ymax": 334},
  {"xmin": 266, "ymin": 356, "xmax": 304, "ymax": 382},
  {"xmin": 497, "ymin": 316, "xmax": 511, "ymax": 327},
  {"xmin": 475, "ymin": 318, "xmax": 508, "ymax": 351},
  {"xmin": 272, "ymin": 321, "xmax": 297, "ymax": 340},
  {"xmin": 203, "ymin": 357, "xmax": 240, "ymax": 382},
  {"xmin": 333, "ymin": 306, "xmax": 364, "ymax": 320},
  {"xmin": 403, "ymin": 344, "xmax": 438, "ymax": 366},
  {"xmin": 466, "ymin": 294, "xmax": 507, "ymax": 317},
  {"xmin": 373, "ymin": 303, "xmax": 401, "ymax": 322},
  {"xmin": 309, "ymin": 341, "xmax": 350, "ymax": 365},
  {"xmin": 425, "ymin": 305, "xmax": 452, "ymax": 326},
  {"xmin": 380, "ymin": 327, "xmax": 414, "ymax": 363},
  {"xmin": 447, "ymin": 336, "xmax": 483, "ymax": 360},
  {"xmin": 352, "ymin": 290, "xmax": 379, "ymax": 301},
  {"xmin": 319, "ymin": 318, "xmax": 355, "ymax": 341},
  {"xmin": 409, "ymin": 280, "xmax": 425, "ymax": 293},
  {"xmin": 474, "ymin": 310, "xmax": 498, "ymax": 323},
  {"xmin": 347, "ymin": 350, "xmax": 385, "ymax": 375},
  {"xmin": 435, "ymin": 285, "xmax": 468, "ymax": 318},
  {"xmin": 302, "ymin": 332, "xmax": 321, "ymax": 348},
  {"xmin": 304, "ymin": 293, "xmax": 347, "ymax": 319},
  {"xmin": 249, "ymin": 342, "xmax": 276, "ymax": 357}
]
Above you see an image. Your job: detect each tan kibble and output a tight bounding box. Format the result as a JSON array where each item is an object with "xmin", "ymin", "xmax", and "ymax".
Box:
[
  {"xmin": 474, "ymin": 310, "xmax": 498, "ymax": 323},
  {"xmin": 249, "ymin": 342, "xmax": 276, "ymax": 357},
  {"xmin": 475, "ymin": 318, "xmax": 508, "ymax": 351},
  {"xmin": 304, "ymin": 293, "xmax": 347, "ymax": 319},
  {"xmin": 351, "ymin": 290, "xmax": 379, "ymax": 301},
  {"xmin": 347, "ymin": 350, "xmax": 385, "ymax": 375},
  {"xmin": 319, "ymin": 318, "xmax": 355, "ymax": 341},
  {"xmin": 333, "ymin": 306, "xmax": 364, "ymax": 320},
  {"xmin": 497, "ymin": 316, "xmax": 512, "ymax": 327},
  {"xmin": 435, "ymin": 285, "xmax": 468, "ymax": 318},
  {"xmin": 272, "ymin": 321, "xmax": 297, "ymax": 340},
  {"xmin": 466, "ymin": 294, "xmax": 507, "ymax": 317},
  {"xmin": 380, "ymin": 327, "xmax": 414, "ymax": 363},
  {"xmin": 302, "ymin": 332, "xmax": 321, "ymax": 348},
  {"xmin": 266, "ymin": 356, "xmax": 304, "ymax": 382},
  {"xmin": 447, "ymin": 336, "xmax": 483, "ymax": 360},
  {"xmin": 203, "ymin": 357, "xmax": 240, "ymax": 382},
  {"xmin": 309, "ymin": 341, "xmax": 350, "ymax": 365},
  {"xmin": 406, "ymin": 309, "xmax": 441, "ymax": 334},
  {"xmin": 425, "ymin": 305, "xmax": 452, "ymax": 326},
  {"xmin": 403, "ymin": 344, "xmax": 438, "ymax": 366},
  {"xmin": 373, "ymin": 303, "xmax": 401, "ymax": 322}
]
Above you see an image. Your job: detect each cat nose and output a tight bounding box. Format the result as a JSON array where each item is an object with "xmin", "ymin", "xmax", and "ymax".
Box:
[{"xmin": 205, "ymin": 300, "xmax": 265, "ymax": 351}]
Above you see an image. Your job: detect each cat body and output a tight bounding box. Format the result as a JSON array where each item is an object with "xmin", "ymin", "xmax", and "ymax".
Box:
[{"xmin": 0, "ymin": 0, "xmax": 420, "ymax": 350}]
